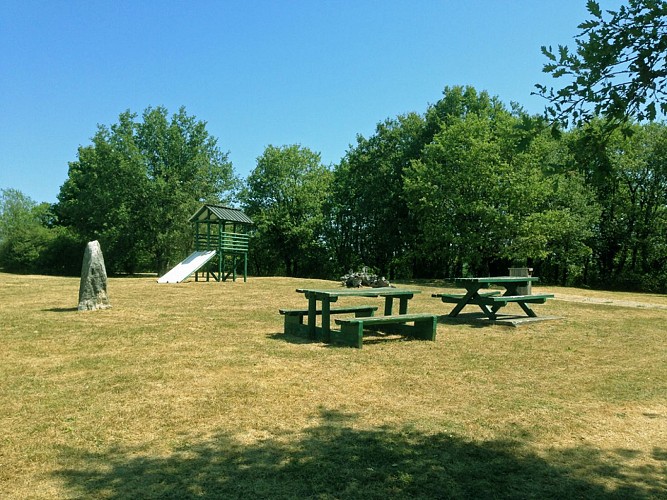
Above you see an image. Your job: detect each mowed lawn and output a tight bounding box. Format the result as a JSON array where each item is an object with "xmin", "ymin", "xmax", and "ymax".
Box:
[{"xmin": 1, "ymin": 273, "xmax": 665, "ymax": 499}]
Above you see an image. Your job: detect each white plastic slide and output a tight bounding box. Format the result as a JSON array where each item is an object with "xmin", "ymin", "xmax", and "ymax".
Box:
[{"xmin": 157, "ymin": 250, "xmax": 217, "ymax": 283}]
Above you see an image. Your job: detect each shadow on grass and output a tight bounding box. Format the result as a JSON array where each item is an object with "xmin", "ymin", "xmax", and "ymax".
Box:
[
  {"xmin": 437, "ymin": 313, "xmax": 493, "ymax": 329},
  {"xmin": 54, "ymin": 410, "xmax": 665, "ymax": 499},
  {"xmin": 267, "ymin": 332, "xmax": 315, "ymax": 345},
  {"xmin": 43, "ymin": 307, "xmax": 79, "ymax": 313},
  {"xmin": 270, "ymin": 332, "xmax": 430, "ymax": 347}
]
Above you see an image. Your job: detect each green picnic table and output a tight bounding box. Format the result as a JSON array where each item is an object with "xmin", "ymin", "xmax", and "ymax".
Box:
[
  {"xmin": 295, "ymin": 287, "xmax": 422, "ymax": 343},
  {"xmin": 432, "ymin": 276, "xmax": 553, "ymax": 320}
]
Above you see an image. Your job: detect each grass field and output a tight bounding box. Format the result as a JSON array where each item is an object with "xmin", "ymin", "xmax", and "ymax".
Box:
[{"xmin": 1, "ymin": 273, "xmax": 665, "ymax": 499}]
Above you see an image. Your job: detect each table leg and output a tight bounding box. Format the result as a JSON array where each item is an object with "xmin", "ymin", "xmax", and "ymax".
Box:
[
  {"xmin": 481, "ymin": 305, "xmax": 497, "ymax": 320},
  {"xmin": 322, "ymin": 298, "xmax": 332, "ymax": 342},
  {"xmin": 492, "ymin": 284, "xmax": 535, "ymax": 318},
  {"xmin": 489, "ymin": 285, "xmax": 518, "ymax": 316},
  {"xmin": 384, "ymin": 296, "xmax": 393, "ymax": 316},
  {"xmin": 491, "ymin": 297, "xmax": 504, "ymax": 314},
  {"xmin": 518, "ymin": 302, "xmax": 537, "ymax": 317},
  {"xmin": 399, "ymin": 296, "xmax": 410, "ymax": 315},
  {"xmin": 474, "ymin": 294, "xmax": 496, "ymax": 319},
  {"xmin": 449, "ymin": 288, "xmax": 477, "ymax": 317},
  {"xmin": 307, "ymin": 295, "xmax": 318, "ymax": 340}
]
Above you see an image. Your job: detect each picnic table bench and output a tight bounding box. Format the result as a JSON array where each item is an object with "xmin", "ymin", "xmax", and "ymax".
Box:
[
  {"xmin": 279, "ymin": 305, "xmax": 378, "ymax": 336},
  {"xmin": 433, "ymin": 277, "xmax": 553, "ymax": 320},
  {"xmin": 334, "ymin": 313, "xmax": 437, "ymax": 348},
  {"xmin": 282, "ymin": 286, "xmax": 438, "ymax": 347}
]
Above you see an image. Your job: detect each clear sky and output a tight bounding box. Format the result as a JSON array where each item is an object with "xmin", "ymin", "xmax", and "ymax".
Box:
[{"xmin": 1, "ymin": 0, "xmax": 617, "ymax": 204}]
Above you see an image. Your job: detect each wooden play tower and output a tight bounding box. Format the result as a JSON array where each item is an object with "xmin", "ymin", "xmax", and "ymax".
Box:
[{"xmin": 189, "ymin": 204, "xmax": 253, "ymax": 282}]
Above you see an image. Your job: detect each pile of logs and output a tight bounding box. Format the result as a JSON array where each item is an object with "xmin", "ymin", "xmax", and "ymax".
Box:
[{"xmin": 340, "ymin": 267, "xmax": 393, "ymax": 288}]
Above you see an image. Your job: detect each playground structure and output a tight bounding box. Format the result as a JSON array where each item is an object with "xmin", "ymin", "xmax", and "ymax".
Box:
[{"xmin": 158, "ymin": 204, "xmax": 253, "ymax": 283}]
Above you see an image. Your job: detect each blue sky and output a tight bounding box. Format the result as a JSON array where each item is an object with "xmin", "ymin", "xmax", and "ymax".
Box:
[{"xmin": 1, "ymin": 1, "xmax": 616, "ymax": 204}]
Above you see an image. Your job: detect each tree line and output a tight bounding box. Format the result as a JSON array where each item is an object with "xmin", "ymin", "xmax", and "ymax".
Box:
[
  {"xmin": 1, "ymin": 106, "xmax": 237, "ymax": 277},
  {"xmin": 1, "ymin": 1, "xmax": 666, "ymax": 292},
  {"xmin": 1, "ymin": 86, "xmax": 665, "ymax": 291},
  {"xmin": 244, "ymin": 86, "xmax": 667, "ymax": 292}
]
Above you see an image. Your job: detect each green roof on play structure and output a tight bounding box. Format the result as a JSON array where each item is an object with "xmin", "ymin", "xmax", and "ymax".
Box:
[{"xmin": 188, "ymin": 204, "xmax": 253, "ymax": 225}]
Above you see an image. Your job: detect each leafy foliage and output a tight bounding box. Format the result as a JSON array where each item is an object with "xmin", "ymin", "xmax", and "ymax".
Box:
[
  {"xmin": 240, "ymin": 145, "xmax": 333, "ymax": 277},
  {"xmin": 405, "ymin": 92, "xmax": 599, "ymax": 281},
  {"xmin": 0, "ymin": 189, "xmax": 82, "ymax": 274},
  {"xmin": 2, "ymin": 84, "xmax": 665, "ymax": 291},
  {"xmin": 56, "ymin": 106, "xmax": 237, "ymax": 274},
  {"xmin": 567, "ymin": 120, "xmax": 667, "ymax": 289},
  {"xmin": 328, "ymin": 84, "xmax": 664, "ymax": 290},
  {"xmin": 536, "ymin": 0, "xmax": 667, "ymax": 127},
  {"xmin": 0, "ymin": 189, "xmax": 49, "ymax": 272},
  {"xmin": 329, "ymin": 112, "xmax": 426, "ymax": 277}
]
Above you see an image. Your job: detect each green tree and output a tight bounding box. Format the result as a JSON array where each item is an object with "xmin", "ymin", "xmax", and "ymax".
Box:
[
  {"xmin": 405, "ymin": 105, "xmax": 526, "ymax": 277},
  {"xmin": 561, "ymin": 119, "xmax": 667, "ymax": 291},
  {"xmin": 329, "ymin": 112, "xmax": 426, "ymax": 278},
  {"xmin": 0, "ymin": 189, "xmax": 51, "ymax": 272},
  {"xmin": 56, "ymin": 106, "xmax": 237, "ymax": 274},
  {"xmin": 511, "ymin": 171, "xmax": 600, "ymax": 286},
  {"xmin": 331, "ymin": 86, "xmax": 542, "ymax": 279},
  {"xmin": 536, "ymin": 0, "xmax": 667, "ymax": 128},
  {"xmin": 0, "ymin": 189, "xmax": 36, "ymax": 238},
  {"xmin": 606, "ymin": 123, "xmax": 664, "ymax": 279},
  {"xmin": 404, "ymin": 94, "xmax": 600, "ymax": 283},
  {"xmin": 240, "ymin": 145, "xmax": 332, "ymax": 277}
]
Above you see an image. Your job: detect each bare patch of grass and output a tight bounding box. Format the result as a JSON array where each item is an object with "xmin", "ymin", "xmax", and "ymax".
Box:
[{"xmin": 1, "ymin": 273, "xmax": 665, "ymax": 498}]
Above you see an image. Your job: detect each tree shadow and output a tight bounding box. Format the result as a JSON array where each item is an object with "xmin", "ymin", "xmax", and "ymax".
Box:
[{"xmin": 53, "ymin": 409, "xmax": 665, "ymax": 499}]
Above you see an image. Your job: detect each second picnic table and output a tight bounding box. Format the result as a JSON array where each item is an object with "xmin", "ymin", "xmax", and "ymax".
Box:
[
  {"xmin": 294, "ymin": 286, "xmax": 422, "ymax": 342},
  {"xmin": 433, "ymin": 276, "xmax": 553, "ymax": 320}
]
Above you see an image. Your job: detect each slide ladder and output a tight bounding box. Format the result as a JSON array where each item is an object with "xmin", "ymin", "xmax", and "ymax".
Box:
[{"xmin": 157, "ymin": 250, "xmax": 217, "ymax": 283}]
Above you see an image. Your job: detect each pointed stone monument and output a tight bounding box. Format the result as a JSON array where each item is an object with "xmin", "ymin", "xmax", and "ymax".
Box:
[{"xmin": 78, "ymin": 240, "xmax": 111, "ymax": 311}]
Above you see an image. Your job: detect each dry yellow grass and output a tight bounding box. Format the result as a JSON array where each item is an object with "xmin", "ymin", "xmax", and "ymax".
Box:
[{"xmin": 1, "ymin": 273, "xmax": 665, "ymax": 498}]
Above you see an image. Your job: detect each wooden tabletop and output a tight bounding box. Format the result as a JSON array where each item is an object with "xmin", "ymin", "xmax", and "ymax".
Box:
[
  {"xmin": 453, "ymin": 276, "xmax": 539, "ymax": 284},
  {"xmin": 296, "ymin": 287, "xmax": 421, "ymax": 297}
]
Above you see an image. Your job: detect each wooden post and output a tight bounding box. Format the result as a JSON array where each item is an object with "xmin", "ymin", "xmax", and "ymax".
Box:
[
  {"xmin": 195, "ymin": 221, "xmax": 200, "ymax": 282},
  {"xmin": 217, "ymin": 221, "xmax": 222, "ymax": 281}
]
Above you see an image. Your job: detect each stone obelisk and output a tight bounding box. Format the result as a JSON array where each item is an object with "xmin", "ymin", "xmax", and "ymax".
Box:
[{"xmin": 78, "ymin": 240, "xmax": 111, "ymax": 311}]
